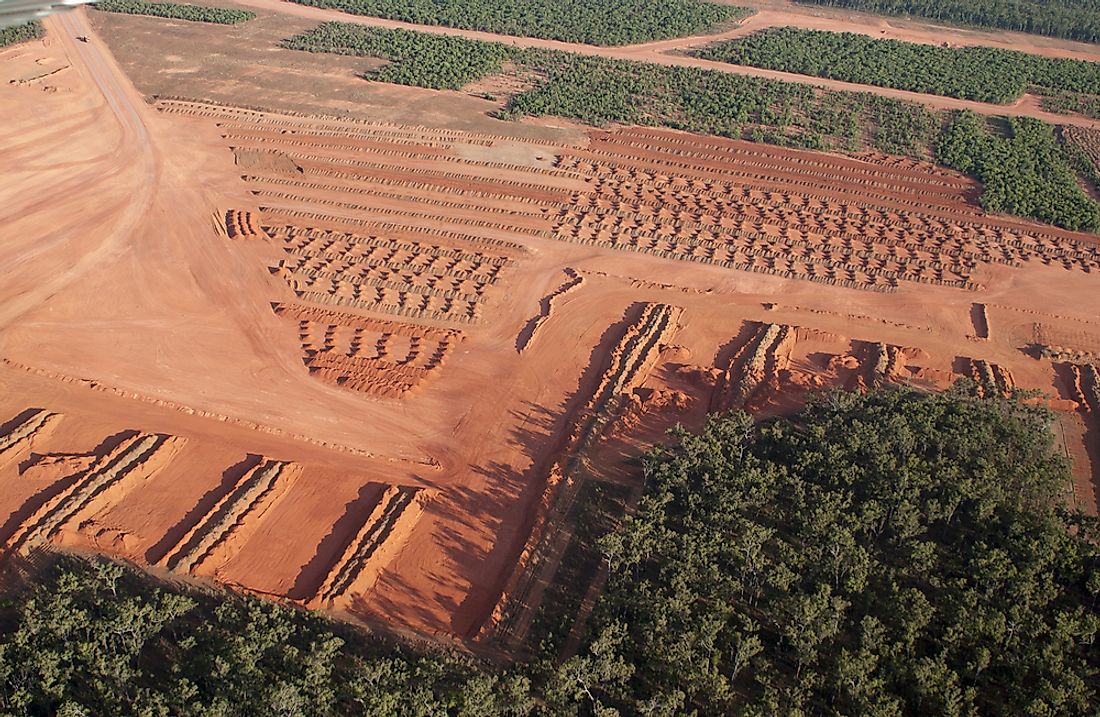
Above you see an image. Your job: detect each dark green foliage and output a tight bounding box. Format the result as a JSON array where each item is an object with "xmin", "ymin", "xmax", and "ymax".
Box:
[
  {"xmin": 1041, "ymin": 91, "xmax": 1100, "ymax": 121},
  {"xmin": 0, "ymin": 555, "xmax": 533, "ymax": 715},
  {"xmin": 578, "ymin": 386, "xmax": 1100, "ymax": 715},
  {"xmin": 791, "ymin": 0, "xmax": 1100, "ymax": 44},
  {"xmin": 0, "ymin": 21, "xmax": 43, "ymax": 47},
  {"xmin": 528, "ymin": 481, "xmax": 631, "ymax": 656},
  {"xmin": 696, "ymin": 28, "xmax": 1100, "ymax": 108},
  {"xmin": 282, "ymin": 23, "xmax": 511, "ymax": 89},
  {"xmin": 92, "ymin": 0, "xmax": 255, "ymax": 24},
  {"xmin": 937, "ymin": 111, "xmax": 1100, "ymax": 231},
  {"xmin": 285, "ymin": 0, "xmax": 746, "ymax": 46}
]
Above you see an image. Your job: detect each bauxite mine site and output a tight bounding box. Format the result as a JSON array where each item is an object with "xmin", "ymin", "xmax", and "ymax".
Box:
[{"xmin": 0, "ymin": 0, "xmax": 1099, "ymax": 713}]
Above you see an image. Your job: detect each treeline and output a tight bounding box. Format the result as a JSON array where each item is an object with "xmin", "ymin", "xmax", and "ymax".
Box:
[
  {"xmin": 580, "ymin": 386, "xmax": 1100, "ymax": 714},
  {"xmin": 938, "ymin": 111, "xmax": 1100, "ymax": 231},
  {"xmin": 286, "ymin": 0, "xmax": 745, "ymax": 46},
  {"xmin": 695, "ymin": 28, "xmax": 1100, "ymax": 107},
  {"xmin": 0, "ymin": 554, "xmax": 535, "ymax": 715},
  {"xmin": 93, "ymin": 0, "xmax": 256, "ymax": 24},
  {"xmin": 0, "ymin": 20, "xmax": 43, "ymax": 47},
  {"xmin": 284, "ymin": 22, "xmax": 940, "ymax": 157},
  {"xmin": 282, "ymin": 25, "xmax": 511, "ymax": 89},
  {"xmin": 791, "ymin": 0, "xmax": 1100, "ymax": 44}
]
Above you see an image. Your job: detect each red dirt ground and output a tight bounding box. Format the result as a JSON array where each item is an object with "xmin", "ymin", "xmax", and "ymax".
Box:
[{"xmin": 1, "ymin": 10, "xmax": 1098, "ymax": 644}]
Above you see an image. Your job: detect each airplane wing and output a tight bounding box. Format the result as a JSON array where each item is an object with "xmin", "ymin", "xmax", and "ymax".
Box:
[{"xmin": 0, "ymin": 0, "xmax": 95, "ymax": 28}]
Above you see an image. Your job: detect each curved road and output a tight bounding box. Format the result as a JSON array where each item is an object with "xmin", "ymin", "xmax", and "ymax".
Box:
[
  {"xmin": 231, "ymin": 0, "xmax": 1100, "ymax": 129},
  {"xmin": 0, "ymin": 8, "xmax": 158, "ymax": 329}
]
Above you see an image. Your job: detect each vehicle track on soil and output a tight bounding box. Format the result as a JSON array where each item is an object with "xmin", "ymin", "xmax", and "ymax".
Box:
[{"xmin": 0, "ymin": 9, "xmax": 158, "ymax": 329}]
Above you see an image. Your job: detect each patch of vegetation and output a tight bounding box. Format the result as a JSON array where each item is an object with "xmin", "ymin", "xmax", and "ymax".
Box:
[
  {"xmin": 574, "ymin": 386, "xmax": 1100, "ymax": 714},
  {"xmin": 0, "ymin": 554, "xmax": 533, "ymax": 715},
  {"xmin": 0, "ymin": 21, "xmax": 43, "ymax": 48},
  {"xmin": 938, "ymin": 111, "xmax": 1100, "ymax": 231},
  {"xmin": 92, "ymin": 0, "xmax": 256, "ymax": 24},
  {"xmin": 282, "ymin": 24, "xmax": 511, "ymax": 89},
  {"xmin": 1041, "ymin": 91, "xmax": 1100, "ymax": 121},
  {"xmin": 527, "ymin": 480, "xmax": 632, "ymax": 656},
  {"xmin": 695, "ymin": 28, "xmax": 1100, "ymax": 109},
  {"xmin": 790, "ymin": 0, "xmax": 1100, "ymax": 44},
  {"xmin": 285, "ymin": 0, "xmax": 747, "ymax": 46}
]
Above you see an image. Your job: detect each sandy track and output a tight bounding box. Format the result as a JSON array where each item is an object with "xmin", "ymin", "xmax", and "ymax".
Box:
[
  {"xmin": 230, "ymin": 0, "xmax": 1100, "ymax": 128},
  {"xmin": 0, "ymin": 10, "xmax": 158, "ymax": 329}
]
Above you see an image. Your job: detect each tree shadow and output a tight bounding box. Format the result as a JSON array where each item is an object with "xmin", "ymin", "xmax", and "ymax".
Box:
[
  {"xmin": 446, "ymin": 304, "xmax": 646, "ymax": 637},
  {"xmin": 0, "ymin": 407, "xmax": 48, "ymax": 439},
  {"xmin": 143, "ymin": 454, "xmax": 261, "ymax": 565},
  {"xmin": 286, "ymin": 482, "xmax": 386, "ymax": 601},
  {"xmin": 1, "ymin": 430, "xmax": 139, "ymax": 548}
]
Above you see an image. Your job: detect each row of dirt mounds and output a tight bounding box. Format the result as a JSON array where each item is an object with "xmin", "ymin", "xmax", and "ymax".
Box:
[
  {"xmin": 307, "ymin": 485, "xmax": 428, "ymax": 610},
  {"xmin": 711, "ymin": 322, "xmax": 796, "ymax": 411},
  {"xmin": 483, "ymin": 302, "xmax": 683, "ymax": 648},
  {"xmin": 550, "ymin": 128, "xmax": 1100, "ymax": 292},
  {"xmin": 0, "ymin": 409, "xmax": 61, "ymax": 468},
  {"xmin": 152, "ymin": 99, "xmax": 576, "ymax": 150},
  {"xmin": 864, "ymin": 341, "xmax": 908, "ymax": 388},
  {"xmin": 4, "ymin": 432, "xmax": 186, "ymax": 556},
  {"xmin": 961, "ymin": 357, "xmax": 1016, "ymax": 397},
  {"xmin": 224, "ymin": 209, "xmax": 267, "ymax": 240},
  {"xmin": 267, "ymin": 224, "xmax": 516, "ymax": 325},
  {"xmin": 0, "ymin": 404, "xmax": 430, "ymax": 610},
  {"xmin": 1066, "ymin": 363, "xmax": 1100, "ymax": 414},
  {"xmin": 158, "ymin": 458, "xmax": 302, "ymax": 576},
  {"xmin": 273, "ymin": 302, "xmax": 463, "ymax": 398},
  {"xmin": 1061, "ymin": 362, "xmax": 1100, "ymax": 514}
]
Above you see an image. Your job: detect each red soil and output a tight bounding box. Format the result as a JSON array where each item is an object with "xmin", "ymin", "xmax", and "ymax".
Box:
[{"xmin": 1, "ymin": 11, "xmax": 1098, "ymax": 644}]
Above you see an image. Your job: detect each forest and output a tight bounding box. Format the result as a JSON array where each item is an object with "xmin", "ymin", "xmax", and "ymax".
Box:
[
  {"xmin": 790, "ymin": 0, "xmax": 1100, "ymax": 44},
  {"xmin": 0, "ymin": 21, "xmax": 42, "ymax": 47},
  {"xmin": 281, "ymin": 25, "xmax": 511, "ymax": 89},
  {"xmin": 695, "ymin": 28, "xmax": 1100, "ymax": 109},
  {"xmin": 581, "ymin": 386, "xmax": 1100, "ymax": 714},
  {"xmin": 937, "ymin": 112, "xmax": 1100, "ymax": 231},
  {"xmin": 2, "ymin": 387, "xmax": 1097, "ymax": 714},
  {"xmin": 92, "ymin": 0, "xmax": 256, "ymax": 24},
  {"xmin": 285, "ymin": 0, "xmax": 745, "ymax": 46},
  {"xmin": 0, "ymin": 554, "xmax": 535, "ymax": 715}
]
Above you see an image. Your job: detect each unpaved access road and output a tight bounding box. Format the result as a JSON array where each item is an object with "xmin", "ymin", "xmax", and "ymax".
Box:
[{"xmin": 0, "ymin": 9, "xmax": 157, "ymax": 330}]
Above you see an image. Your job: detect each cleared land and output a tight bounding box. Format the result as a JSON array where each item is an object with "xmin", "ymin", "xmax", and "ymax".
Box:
[{"xmin": 0, "ymin": 5, "xmax": 1098, "ymax": 653}]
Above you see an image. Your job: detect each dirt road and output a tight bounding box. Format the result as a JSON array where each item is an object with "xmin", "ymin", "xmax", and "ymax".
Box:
[
  {"xmin": 0, "ymin": 9, "xmax": 157, "ymax": 329},
  {"xmin": 229, "ymin": 0, "xmax": 1100, "ymax": 129}
]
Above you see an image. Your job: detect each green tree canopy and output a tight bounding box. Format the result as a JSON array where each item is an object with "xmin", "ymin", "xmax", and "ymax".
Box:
[{"xmin": 578, "ymin": 385, "xmax": 1100, "ymax": 714}]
